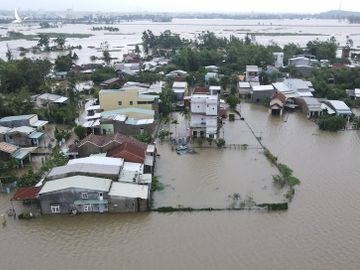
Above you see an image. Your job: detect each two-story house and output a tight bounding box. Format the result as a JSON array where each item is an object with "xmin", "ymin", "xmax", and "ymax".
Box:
[{"xmin": 190, "ymin": 94, "xmax": 219, "ymax": 139}]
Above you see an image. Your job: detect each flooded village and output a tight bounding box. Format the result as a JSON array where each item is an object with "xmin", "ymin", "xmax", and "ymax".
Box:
[{"xmin": 0, "ymin": 7, "xmax": 360, "ymax": 270}]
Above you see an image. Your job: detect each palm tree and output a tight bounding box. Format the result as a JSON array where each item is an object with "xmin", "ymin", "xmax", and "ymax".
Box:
[
  {"xmin": 38, "ymin": 34, "xmax": 50, "ymax": 50},
  {"xmin": 103, "ymin": 50, "xmax": 111, "ymax": 65},
  {"xmin": 54, "ymin": 35, "xmax": 66, "ymax": 50}
]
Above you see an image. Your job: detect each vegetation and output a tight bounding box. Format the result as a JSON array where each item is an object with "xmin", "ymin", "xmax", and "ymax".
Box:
[
  {"xmin": 74, "ymin": 125, "xmax": 87, "ymax": 139},
  {"xmin": 0, "ymin": 159, "xmax": 20, "ymax": 184},
  {"xmin": 226, "ymin": 95, "xmax": 240, "ymax": 110},
  {"xmin": 306, "ymin": 38, "xmax": 337, "ymax": 62},
  {"xmin": 17, "ymin": 148, "xmax": 68, "ymax": 188},
  {"xmin": 151, "ymin": 176, "xmax": 164, "ymax": 192},
  {"xmin": 92, "ymin": 26, "xmax": 120, "ymax": 32},
  {"xmin": 159, "ymin": 85, "xmax": 177, "ymax": 116},
  {"xmin": 92, "ymin": 66, "xmax": 117, "ymax": 84},
  {"xmin": 264, "ymin": 148, "xmax": 300, "ymax": 201},
  {"xmin": 318, "ymin": 115, "xmax": 347, "ymax": 131},
  {"xmin": 215, "ymin": 138, "xmax": 226, "ymax": 148},
  {"xmin": 136, "ymin": 131, "xmax": 153, "ymax": 144}
]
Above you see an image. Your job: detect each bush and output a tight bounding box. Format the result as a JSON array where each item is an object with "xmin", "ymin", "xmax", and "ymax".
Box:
[
  {"xmin": 318, "ymin": 115, "xmax": 346, "ymax": 131},
  {"xmin": 215, "ymin": 138, "xmax": 226, "ymax": 148},
  {"xmin": 74, "ymin": 125, "xmax": 87, "ymax": 139}
]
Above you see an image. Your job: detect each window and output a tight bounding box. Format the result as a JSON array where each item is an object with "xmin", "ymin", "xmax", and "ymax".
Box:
[
  {"xmin": 118, "ymin": 101, "xmax": 122, "ymax": 105},
  {"xmin": 137, "ymin": 101, "xmax": 154, "ymax": 105},
  {"xmin": 98, "ymin": 192, "xmax": 103, "ymax": 199},
  {"xmin": 51, "ymin": 204, "xmax": 60, "ymax": 214},
  {"xmin": 81, "ymin": 193, "xmax": 88, "ymax": 199},
  {"xmin": 83, "ymin": 204, "xmax": 92, "ymax": 212},
  {"xmin": 129, "ymin": 101, "xmax": 133, "ymax": 105}
]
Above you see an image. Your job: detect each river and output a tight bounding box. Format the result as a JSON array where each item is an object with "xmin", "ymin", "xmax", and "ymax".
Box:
[
  {"xmin": 1, "ymin": 102, "xmax": 360, "ymax": 270},
  {"xmin": 1, "ymin": 18, "xmax": 360, "ymax": 63}
]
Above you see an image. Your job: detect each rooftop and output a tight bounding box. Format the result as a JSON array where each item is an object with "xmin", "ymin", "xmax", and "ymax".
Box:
[
  {"xmin": 326, "ymin": 100, "xmax": 352, "ymax": 112},
  {"xmin": 39, "ymin": 176, "xmax": 112, "ymax": 194},
  {"xmin": 108, "ymin": 182, "xmax": 149, "ymax": 199},
  {"xmin": 12, "ymin": 186, "xmax": 41, "ymax": 201},
  {"xmin": 68, "ymin": 156, "xmax": 124, "ymax": 167},
  {"xmin": 38, "ymin": 93, "xmax": 69, "ymax": 103},
  {"xmin": 47, "ymin": 163, "xmax": 121, "ymax": 180},
  {"xmin": 0, "ymin": 142, "xmax": 19, "ymax": 154},
  {"xmin": 101, "ymin": 108, "xmax": 155, "ymax": 118},
  {"xmin": 246, "ymin": 65, "xmax": 259, "ymax": 72},
  {"xmin": 173, "ymin": 81, "xmax": 188, "ymax": 88},
  {"xmin": 0, "ymin": 114, "xmax": 36, "ymax": 122},
  {"xmin": 252, "ymin": 85, "xmax": 274, "ymax": 91}
]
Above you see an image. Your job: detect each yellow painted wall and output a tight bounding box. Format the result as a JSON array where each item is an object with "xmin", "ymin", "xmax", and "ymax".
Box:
[{"xmin": 99, "ymin": 88, "xmax": 154, "ymax": 111}]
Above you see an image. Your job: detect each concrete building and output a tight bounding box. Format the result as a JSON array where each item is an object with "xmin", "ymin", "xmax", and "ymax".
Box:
[
  {"xmin": 288, "ymin": 56, "xmax": 310, "ymax": 67},
  {"xmin": 35, "ymin": 93, "xmax": 68, "ymax": 108},
  {"xmin": 99, "ymin": 86, "xmax": 159, "ymax": 113},
  {"xmin": 246, "ymin": 65, "xmax": 259, "ymax": 83},
  {"xmin": 172, "ymin": 81, "xmax": 188, "ymax": 101},
  {"xmin": 250, "ymin": 85, "xmax": 275, "ymax": 103},
  {"xmin": 190, "ymin": 94, "xmax": 219, "ymax": 139},
  {"xmin": 238, "ymin": 82, "xmax": 252, "ymax": 99},
  {"xmin": 273, "ymin": 52, "xmax": 284, "ymax": 68},
  {"xmin": 108, "ymin": 182, "xmax": 149, "ymax": 212},
  {"xmin": 0, "ymin": 114, "xmax": 48, "ymax": 129},
  {"xmin": 296, "ymin": 97, "xmax": 322, "ymax": 118},
  {"xmin": 209, "ymin": 86, "xmax": 221, "ymax": 96},
  {"xmin": 4, "ymin": 126, "xmax": 45, "ymax": 147},
  {"xmin": 38, "ymin": 176, "xmax": 112, "ymax": 214},
  {"xmin": 283, "ymin": 79, "xmax": 314, "ymax": 97},
  {"xmin": 322, "ymin": 100, "xmax": 352, "ymax": 118},
  {"xmin": 346, "ymin": 89, "xmax": 360, "ymax": 100}
]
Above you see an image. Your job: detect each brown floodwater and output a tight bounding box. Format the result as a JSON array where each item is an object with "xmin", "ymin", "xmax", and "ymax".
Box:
[{"xmin": 1, "ymin": 103, "xmax": 360, "ymax": 270}]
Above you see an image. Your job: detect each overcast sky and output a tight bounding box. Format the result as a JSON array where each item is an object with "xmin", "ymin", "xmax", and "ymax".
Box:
[{"xmin": 3, "ymin": 0, "xmax": 360, "ymax": 13}]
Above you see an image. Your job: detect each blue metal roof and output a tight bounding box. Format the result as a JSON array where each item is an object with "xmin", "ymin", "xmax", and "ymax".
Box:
[{"xmin": 29, "ymin": 131, "xmax": 44, "ymax": 139}]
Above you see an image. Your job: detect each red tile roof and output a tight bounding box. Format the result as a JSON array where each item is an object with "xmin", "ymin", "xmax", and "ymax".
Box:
[
  {"xmin": 106, "ymin": 142, "xmax": 146, "ymax": 163},
  {"xmin": 72, "ymin": 133, "xmax": 147, "ymax": 152},
  {"xmin": 12, "ymin": 186, "xmax": 41, "ymax": 201}
]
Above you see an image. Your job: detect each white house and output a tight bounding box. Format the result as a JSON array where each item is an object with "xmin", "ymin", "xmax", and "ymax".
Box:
[
  {"xmin": 172, "ymin": 81, "xmax": 188, "ymax": 101},
  {"xmin": 245, "ymin": 65, "xmax": 259, "ymax": 83},
  {"xmin": 190, "ymin": 94, "xmax": 219, "ymax": 139},
  {"xmin": 273, "ymin": 52, "xmax": 284, "ymax": 68}
]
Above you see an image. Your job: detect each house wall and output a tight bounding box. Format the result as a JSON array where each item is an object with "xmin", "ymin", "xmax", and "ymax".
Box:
[
  {"xmin": 99, "ymin": 88, "xmax": 156, "ymax": 111},
  {"xmin": 0, "ymin": 117, "xmax": 34, "ymax": 128},
  {"xmin": 6, "ymin": 133, "xmax": 31, "ymax": 147},
  {"xmin": 39, "ymin": 188, "xmax": 108, "ymax": 215},
  {"xmin": 109, "ymin": 196, "xmax": 148, "ymax": 212},
  {"xmin": 251, "ymin": 90, "xmax": 275, "ymax": 103}
]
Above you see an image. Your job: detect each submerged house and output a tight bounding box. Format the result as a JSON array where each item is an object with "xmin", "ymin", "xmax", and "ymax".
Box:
[
  {"xmin": 190, "ymin": 94, "xmax": 219, "ymax": 139},
  {"xmin": 38, "ymin": 176, "xmax": 112, "ymax": 214},
  {"xmin": 296, "ymin": 97, "xmax": 322, "ymax": 118},
  {"xmin": 250, "ymin": 85, "xmax": 275, "ymax": 103},
  {"xmin": 321, "ymin": 100, "xmax": 352, "ymax": 118}
]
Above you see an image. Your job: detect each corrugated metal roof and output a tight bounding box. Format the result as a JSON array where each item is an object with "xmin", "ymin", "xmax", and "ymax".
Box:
[
  {"xmin": 102, "ymin": 108, "xmax": 155, "ymax": 117},
  {"xmin": 12, "ymin": 187, "xmax": 41, "ymax": 201},
  {"xmin": 109, "ymin": 182, "xmax": 149, "ymax": 199},
  {"xmin": 31, "ymin": 120, "xmax": 48, "ymax": 128},
  {"xmin": 12, "ymin": 149, "xmax": 31, "ymax": 160},
  {"xmin": 0, "ymin": 126, "xmax": 11, "ymax": 134},
  {"xmin": 47, "ymin": 163, "xmax": 121, "ymax": 180},
  {"xmin": 0, "ymin": 114, "xmax": 36, "ymax": 122},
  {"xmin": 28, "ymin": 131, "xmax": 44, "ymax": 139},
  {"xmin": 68, "ymin": 156, "xmax": 124, "ymax": 167},
  {"xmin": 8, "ymin": 126, "xmax": 35, "ymax": 135},
  {"xmin": 39, "ymin": 176, "xmax": 112, "ymax": 194}
]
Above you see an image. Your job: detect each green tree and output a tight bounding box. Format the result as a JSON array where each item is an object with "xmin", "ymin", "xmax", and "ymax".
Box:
[
  {"xmin": 159, "ymin": 85, "xmax": 177, "ymax": 116},
  {"xmin": 54, "ymin": 35, "xmax": 66, "ymax": 49},
  {"xmin": 38, "ymin": 34, "xmax": 50, "ymax": 49},
  {"xmin": 103, "ymin": 50, "xmax": 111, "ymax": 65},
  {"xmin": 226, "ymin": 95, "xmax": 240, "ymax": 110},
  {"xmin": 74, "ymin": 125, "xmax": 87, "ymax": 139}
]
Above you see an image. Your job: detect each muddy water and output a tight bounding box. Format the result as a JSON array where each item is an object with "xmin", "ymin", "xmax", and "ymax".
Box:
[{"xmin": 1, "ymin": 103, "xmax": 360, "ymax": 270}]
